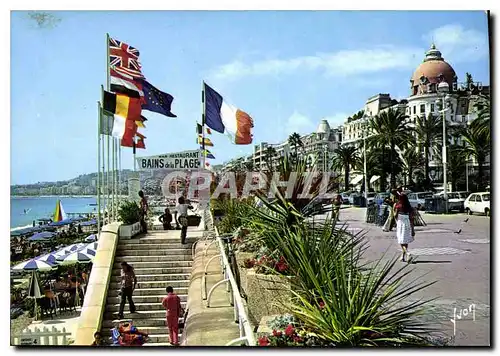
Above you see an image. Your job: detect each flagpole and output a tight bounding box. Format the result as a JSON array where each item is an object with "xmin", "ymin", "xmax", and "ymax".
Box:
[
  {"xmin": 202, "ymin": 81, "xmax": 206, "ymax": 170},
  {"xmin": 97, "ymin": 101, "xmax": 102, "ymax": 235},
  {"xmin": 118, "ymin": 141, "xmax": 122, "ymax": 205},
  {"xmin": 105, "ymin": 34, "xmax": 112, "ymax": 221},
  {"xmin": 133, "ymin": 140, "xmax": 137, "ymax": 171},
  {"xmin": 112, "ymin": 138, "xmax": 116, "ymax": 220}
]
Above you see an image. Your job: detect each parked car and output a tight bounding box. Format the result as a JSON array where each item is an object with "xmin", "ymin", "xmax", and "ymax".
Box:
[
  {"xmin": 464, "ymin": 192, "xmax": 490, "ymax": 216},
  {"xmin": 340, "ymin": 192, "xmax": 351, "ymax": 204},
  {"xmin": 366, "ymin": 192, "xmax": 376, "ymax": 205},
  {"xmin": 348, "ymin": 192, "xmax": 361, "ymax": 205},
  {"xmin": 434, "ymin": 191, "xmax": 466, "ymax": 212},
  {"xmin": 407, "ymin": 192, "xmax": 434, "ymax": 210},
  {"xmin": 374, "ymin": 192, "xmax": 390, "ymax": 205}
]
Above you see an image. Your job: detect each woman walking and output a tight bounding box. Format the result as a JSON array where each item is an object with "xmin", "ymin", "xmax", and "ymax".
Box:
[
  {"xmin": 118, "ymin": 262, "xmax": 137, "ymax": 319},
  {"xmin": 174, "ymin": 197, "xmax": 193, "ymax": 245},
  {"xmin": 393, "ymin": 194, "xmax": 415, "ymax": 262}
]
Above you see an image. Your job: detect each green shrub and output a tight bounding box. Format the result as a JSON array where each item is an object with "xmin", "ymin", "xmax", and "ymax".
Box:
[{"xmin": 118, "ymin": 201, "xmax": 141, "ymax": 225}]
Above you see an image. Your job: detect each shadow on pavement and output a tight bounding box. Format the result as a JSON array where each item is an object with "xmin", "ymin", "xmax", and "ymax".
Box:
[{"xmin": 410, "ymin": 260, "xmax": 452, "ymax": 264}]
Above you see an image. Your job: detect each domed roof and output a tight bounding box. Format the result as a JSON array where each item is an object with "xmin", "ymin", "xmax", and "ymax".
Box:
[
  {"xmin": 316, "ymin": 119, "xmax": 331, "ymax": 135},
  {"xmin": 411, "ymin": 44, "xmax": 456, "ymax": 85}
]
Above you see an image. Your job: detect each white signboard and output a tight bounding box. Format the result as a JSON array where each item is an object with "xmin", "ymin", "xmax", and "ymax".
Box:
[{"xmin": 136, "ymin": 150, "xmax": 201, "ymax": 171}]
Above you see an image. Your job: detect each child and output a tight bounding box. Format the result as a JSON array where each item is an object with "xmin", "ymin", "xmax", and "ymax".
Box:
[
  {"xmin": 91, "ymin": 331, "xmax": 103, "ymax": 346},
  {"xmin": 161, "ymin": 286, "xmax": 183, "ymax": 346}
]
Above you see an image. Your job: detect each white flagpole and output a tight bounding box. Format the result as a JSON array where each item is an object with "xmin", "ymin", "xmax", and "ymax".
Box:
[
  {"xmin": 97, "ymin": 101, "xmax": 101, "ymax": 234},
  {"xmin": 106, "ymin": 33, "xmax": 111, "ymax": 222}
]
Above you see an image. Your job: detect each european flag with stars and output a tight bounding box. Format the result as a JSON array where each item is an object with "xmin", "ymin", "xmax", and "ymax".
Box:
[{"xmin": 141, "ymin": 80, "xmax": 177, "ymax": 118}]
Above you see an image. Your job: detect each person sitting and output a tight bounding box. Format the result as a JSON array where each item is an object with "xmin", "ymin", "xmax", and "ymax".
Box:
[
  {"xmin": 91, "ymin": 331, "xmax": 103, "ymax": 346},
  {"xmin": 111, "ymin": 321, "xmax": 149, "ymax": 346},
  {"xmin": 159, "ymin": 209, "xmax": 173, "ymax": 230}
]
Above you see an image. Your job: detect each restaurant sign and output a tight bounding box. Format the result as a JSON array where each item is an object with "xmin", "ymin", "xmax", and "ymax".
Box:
[{"xmin": 136, "ymin": 150, "xmax": 201, "ymax": 171}]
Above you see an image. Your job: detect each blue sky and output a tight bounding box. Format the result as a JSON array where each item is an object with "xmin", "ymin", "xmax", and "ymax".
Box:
[{"xmin": 11, "ymin": 10, "xmax": 489, "ymax": 185}]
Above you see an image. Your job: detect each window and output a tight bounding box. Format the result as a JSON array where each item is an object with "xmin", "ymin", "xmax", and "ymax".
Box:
[
  {"xmin": 431, "ymin": 104, "xmax": 435, "ymax": 112},
  {"xmin": 476, "ymin": 195, "xmax": 483, "ymax": 202},
  {"xmin": 413, "ymin": 106, "xmax": 416, "ymax": 114},
  {"xmin": 483, "ymin": 194, "xmax": 490, "ymax": 202},
  {"xmin": 420, "ymin": 104, "xmax": 426, "ymax": 114}
]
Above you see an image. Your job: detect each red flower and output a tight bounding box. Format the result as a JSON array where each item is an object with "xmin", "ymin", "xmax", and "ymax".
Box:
[
  {"xmin": 272, "ymin": 329, "xmax": 282, "ymax": 337},
  {"xmin": 284, "ymin": 324, "xmax": 295, "ymax": 336},
  {"xmin": 258, "ymin": 336, "xmax": 270, "ymax": 346},
  {"xmin": 276, "ymin": 261, "xmax": 288, "ymax": 272},
  {"xmin": 319, "ymin": 301, "xmax": 325, "ymax": 309},
  {"xmin": 293, "ymin": 336, "xmax": 303, "ymax": 343}
]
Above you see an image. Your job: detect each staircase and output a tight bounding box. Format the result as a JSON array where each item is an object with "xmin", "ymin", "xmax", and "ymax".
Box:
[{"xmin": 100, "ymin": 231, "xmax": 194, "ymax": 346}]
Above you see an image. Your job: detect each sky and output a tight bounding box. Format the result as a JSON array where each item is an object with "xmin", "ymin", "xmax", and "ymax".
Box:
[{"xmin": 10, "ymin": 10, "xmax": 490, "ymax": 185}]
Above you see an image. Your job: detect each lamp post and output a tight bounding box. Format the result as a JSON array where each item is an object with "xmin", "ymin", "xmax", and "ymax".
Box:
[
  {"xmin": 323, "ymin": 144, "xmax": 328, "ymax": 173},
  {"xmin": 436, "ymin": 82, "xmax": 452, "ymax": 214}
]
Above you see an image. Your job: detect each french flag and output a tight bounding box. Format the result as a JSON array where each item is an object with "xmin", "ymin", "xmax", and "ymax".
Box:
[{"xmin": 204, "ymin": 83, "xmax": 254, "ymax": 145}]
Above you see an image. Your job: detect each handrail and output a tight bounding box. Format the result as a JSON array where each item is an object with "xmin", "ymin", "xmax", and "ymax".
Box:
[{"xmin": 213, "ymin": 222, "xmax": 256, "ymax": 346}]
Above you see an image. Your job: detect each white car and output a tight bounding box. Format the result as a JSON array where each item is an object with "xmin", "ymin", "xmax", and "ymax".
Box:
[
  {"xmin": 407, "ymin": 192, "xmax": 434, "ymax": 210},
  {"xmin": 434, "ymin": 192, "xmax": 466, "ymax": 212},
  {"xmin": 366, "ymin": 192, "xmax": 376, "ymax": 205},
  {"xmin": 464, "ymin": 192, "xmax": 490, "ymax": 216}
]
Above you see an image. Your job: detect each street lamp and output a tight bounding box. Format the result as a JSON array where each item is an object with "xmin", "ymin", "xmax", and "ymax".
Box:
[
  {"xmin": 436, "ymin": 81, "xmax": 452, "ymax": 213},
  {"xmin": 323, "ymin": 144, "xmax": 328, "ymax": 173}
]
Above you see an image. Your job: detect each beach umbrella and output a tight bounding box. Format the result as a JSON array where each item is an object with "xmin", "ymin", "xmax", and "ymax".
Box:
[
  {"xmin": 28, "ymin": 271, "xmax": 43, "ymax": 321},
  {"xmin": 28, "ymin": 231, "xmax": 56, "ymax": 242},
  {"xmin": 85, "ymin": 242, "xmax": 99, "ymax": 251},
  {"xmin": 56, "ymin": 250, "xmax": 94, "ymax": 265},
  {"xmin": 36, "ymin": 253, "xmax": 59, "ymax": 265},
  {"xmin": 54, "ymin": 243, "xmax": 86, "ymax": 256},
  {"xmin": 12, "ymin": 258, "xmax": 56, "ymax": 272},
  {"xmin": 85, "ymin": 234, "xmax": 97, "ymax": 242}
]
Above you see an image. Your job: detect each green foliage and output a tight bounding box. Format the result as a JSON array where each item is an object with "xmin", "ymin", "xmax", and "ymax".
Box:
[
  {"xmin": 117, "ymin": 200, "xmax": 141, "ymax": 225},
  {"xmin": 267, "ymin": 314, "xmax": 296, "ymax": 330},
  {"xmin": 212, "ymin": 197, "xmax": 254, "ymax": 234}
]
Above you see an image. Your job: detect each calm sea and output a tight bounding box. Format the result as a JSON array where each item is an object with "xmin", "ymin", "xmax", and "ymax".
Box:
[{"xmin": 10, "ymin": 196, "xmax": 97, "ymax": 229}]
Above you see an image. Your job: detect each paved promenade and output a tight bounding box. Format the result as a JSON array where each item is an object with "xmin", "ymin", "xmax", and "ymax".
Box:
[{"xmin": 320, "ymin": 207, "xmax": 490, "ymax": 346}]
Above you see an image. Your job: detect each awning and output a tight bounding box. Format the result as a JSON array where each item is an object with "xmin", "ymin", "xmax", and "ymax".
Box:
[
  {"xmin": 370, "ymin": 175, "xmax": 380, "ymax": 184},
  {"xmin": 350, "ymin": 175, "xmax": 364, "ymax": 185}
]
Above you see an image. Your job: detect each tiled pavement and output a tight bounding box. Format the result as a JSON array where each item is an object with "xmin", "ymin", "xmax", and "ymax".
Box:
[{"xmin": 315, "ymin": 208, "xmax": 491, "ymax": 346}]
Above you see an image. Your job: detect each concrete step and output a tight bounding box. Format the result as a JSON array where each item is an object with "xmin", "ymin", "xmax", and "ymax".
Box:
[
  {"xmin": 107, "ymin": 294, "xmax": 188, "ymax": 304},
  {"xmin": 115, "ymin": 249, "xmax": 192, "ymax": 257},
  {"xmin": 102, "ymin": 317, "xmax": 183, "ymax": 328},
  {"xmin": 113, "ymin": 261, "xmax": 193, "ymax": 269},
  {"xmin": 109, "ymin": 280, "xmax": 189, "ymax": 290},
  {"xmin": 106, "ymin": 301, "xmax": 187, "ymax": 312},
  {"xmin": 118, "ymin": 242, "xmax": 193, "ymax": 250},
  {"xmin": 108, "ymin": 287, "xmax": 189, "ymax": 297},
  {"xmin": 111, "ymin": 267, "xmax": 192, "ymax": 276},
  {"xmin": 144, "ymin": 342, "xmax": 175, "ymax": 346},
  {"xmin": 115, "ymin": 255, "xmax": 193, "ymax": 262},
  {"xmin": 103, "ymin": 310, "xmax": 183, "ymax": 320},
  {"xmin": 102, "ymin": 326, "xmax": 172, "ymax": 336},
  {"xmin": 111, "ymin": 273, "xmax": 190, "ymax": 282}
]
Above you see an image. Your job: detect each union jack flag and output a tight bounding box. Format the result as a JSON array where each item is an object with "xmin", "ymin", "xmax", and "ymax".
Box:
[{"xmin": 109, "ymin": 37, "xmax": 144, "ymax": 78}]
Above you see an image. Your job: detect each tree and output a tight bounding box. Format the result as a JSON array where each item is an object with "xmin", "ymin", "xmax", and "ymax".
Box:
[
  {"xmin": 400, "ymin": 148, "xmax": 424, "ymax": 187},
  {"xmin": 264, "ymin": 146, "xmax": 277, "ymax": 171},
  {"xmin": 415, "ymin": 113, "xmax": 442, "ymax": 188},
  {"xmin": 331, "ymin": 145, "xmax": 359, "ymax": 191},
  {"xmin": 448, "ymin": 145, "xmax": 466, "ymax": 192},
  {"xmin": 288, "ymin": 132, "xmax": 303, "ymax": 159},
  {"xmin": 367, "ymin": 108, "xmax": 410, "ymax": 189},
  {"xmin": 458, "ymin": 118, "xmax": 490, "ymax": 191}
]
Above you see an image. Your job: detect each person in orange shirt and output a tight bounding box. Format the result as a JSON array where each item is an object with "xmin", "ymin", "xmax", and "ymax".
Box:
[{"xmin": 161, "ymin": 286, "xmax": 183, "ymax": 346}]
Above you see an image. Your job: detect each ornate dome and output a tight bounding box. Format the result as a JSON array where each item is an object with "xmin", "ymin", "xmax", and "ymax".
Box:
[
  {"xmin": 316, "ymin": 119, "xmax": 331, "ymax": 135},
  {"xmin": 410, "ymin": 44, "xmax": 456, "ymax": 96}
]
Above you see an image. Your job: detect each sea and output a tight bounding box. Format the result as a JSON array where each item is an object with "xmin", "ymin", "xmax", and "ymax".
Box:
[{"xmin": 10, "ymin": 196, "xmax": 97, "ymax": 230}]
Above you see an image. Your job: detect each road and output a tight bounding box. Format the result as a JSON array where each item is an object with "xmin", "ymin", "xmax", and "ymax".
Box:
[{"xmin": 316, "ymin": 207, "xmax": 491, "ymax": 346}]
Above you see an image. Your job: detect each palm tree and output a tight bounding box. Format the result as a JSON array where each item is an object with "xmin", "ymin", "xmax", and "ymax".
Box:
[
  {"xmin": 288, "ymin": 132, "xmax": 303, "ymax": 159},
  {"xmin": 243, "ymin": 160, "xmax": 254, "ymax": 171},
  {"xmin": 400, "ymin": 148, "xmax": 424, "ymax": 187},
  {"xmin": 415, "ymin": 113, "xmax": 442, "ymax": 187},
  {"xmin": 263, "ymin": 146, "xmax": 277, "ymax": 171},
  {"xmin": 448, "ymin": 144, "xmax": 466, "ymax": 192},
  {"xmin": 331, "ymin": 145, "xmax": 359, "ymax": 191},
  {"xmin": 458, "ymin": 118, "xmax": 490, "ymax": 191},
  {"xmin": 367, "ymin": 108, "xmax": 410, "ymax": 189}
]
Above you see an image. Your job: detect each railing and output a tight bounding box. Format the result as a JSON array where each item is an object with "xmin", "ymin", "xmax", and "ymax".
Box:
[
  {"xmin": 11, "ymin": 326, "xmax": 72, "ymax": 346},
  {"xmin": 200, "ymin": 209, "xmax": 256, "ymax": 347}
]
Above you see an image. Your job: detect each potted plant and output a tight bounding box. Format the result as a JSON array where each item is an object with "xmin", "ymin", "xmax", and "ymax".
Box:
[{"xmin": 117, "ymin": 201, "xmax": 142, "ymax": 239}]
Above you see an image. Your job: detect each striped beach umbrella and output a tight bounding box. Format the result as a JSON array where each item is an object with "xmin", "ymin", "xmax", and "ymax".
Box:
[
  {"xmin": 56, "ymin": 250, "xmax": 94, "ymax": 265},
  {"xmin": 12, "ymin": 258, "xmax": 56, "ymax": 272},
  {"xmin": 36, "ymin": 253, "xmax": 59, "ymax": 265},
  {"xmin": 53, "ymin": 199, "xmax": 68, "ymax": 222},
  {"xmin": 54, "ymin": 243, "xmax": 86, "ymax": 256},
  {"xmin": 85, "ymin": 234, "xmax": 97, "ymax": 242},
  {"xmin": 85, "ymin": 242, "xmax": 99, "ymax": 251},
  {"xmin": 28, "ymin": 271, "xmax": 43, "ymax": 320}
]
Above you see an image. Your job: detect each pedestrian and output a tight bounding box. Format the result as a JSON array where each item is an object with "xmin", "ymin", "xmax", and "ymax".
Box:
[
  {"xmin": 162, "ymin": 286, "xmax": 183, "ymax": 346},
  {"xmin": 159, "ymin": 208, "xmax": 173, "ymax": 230},
  {"xmin": 174, "ymin": 197, "xmax": 193, "ymax": 245},
  {"xmin": 394, "ymin": 194, "xmax": 415, "ymax": 262},
  {"xmin": 382, "ymin": 189, "xmax": 398, "ymax": 232},
  {"xmin": 332, "ymin": 194, "xmax": 342, "ymax": 221},
  {"xmin": 91, "ymin": 331, "xmax": 103, "ymax": 346},
  {"xmin": 118, "ymin": 261, "xmax": 137, "ymax": 319},
  {"xmin": 138, "ymin": 190, "xmax": 149, "ymax": 234}
]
